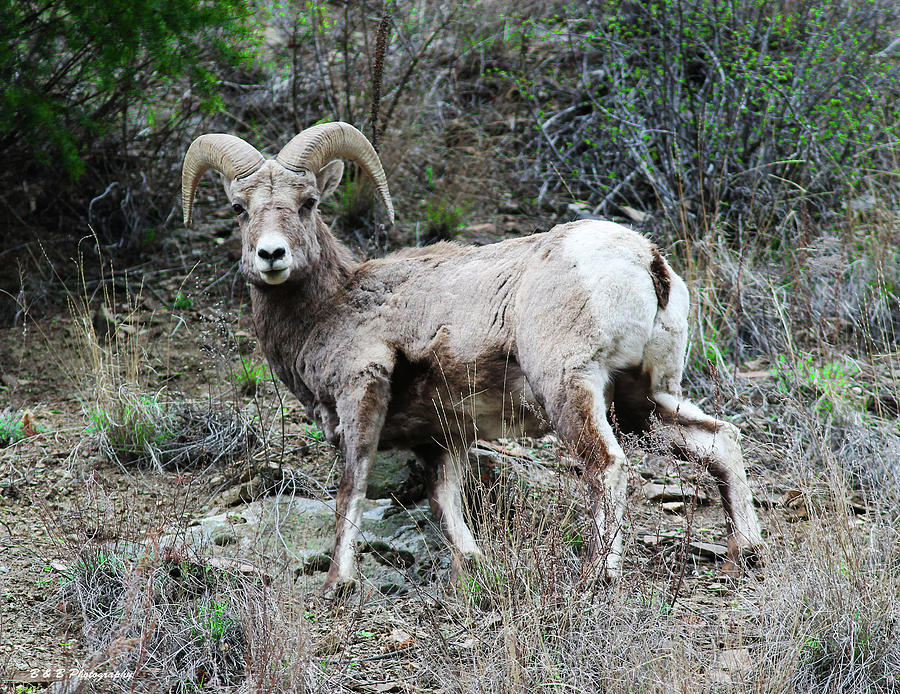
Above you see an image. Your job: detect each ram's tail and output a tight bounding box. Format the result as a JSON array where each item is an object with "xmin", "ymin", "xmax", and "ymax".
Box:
[
  {"xmin": 642, "ymin": 248, "xmax": 687, "ymax": 397},
  {"xmin": 649, "ymin": 246, "xmax": 670, "ymax": 310}
]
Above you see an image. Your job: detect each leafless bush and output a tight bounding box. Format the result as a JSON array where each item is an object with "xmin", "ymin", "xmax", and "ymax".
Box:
[
  {"xmin": 88, "ymin": 391, "xmax": 261, "ymax": 473},
  {"xmin": 495, "ymin": 2, "xmax": 900, "ymax": 233},
  {"xmin": 396, "ymin": 417, "xmax": 900, "ymax": 693},
  {"xmin": 42, "ymin": 471, "xmax": 321, "ymax": 694}
]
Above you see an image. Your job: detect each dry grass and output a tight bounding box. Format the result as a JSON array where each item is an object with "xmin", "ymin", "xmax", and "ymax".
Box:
[
  {"xmin": 54, "ymin": 513, "xmax": 317, "ymax": 693},
  {"xmin": 63, "ymin": 258, "xmax": 263, "ymax": 474},
  {"xmin": 407, "ymin": 381, "xmax": 900, "ymax": 693}
]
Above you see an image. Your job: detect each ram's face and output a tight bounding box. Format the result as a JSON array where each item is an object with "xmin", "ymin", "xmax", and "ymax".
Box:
[{"xmin": 226, "ymin": 159, "xmax": 343, "ymax": 286}]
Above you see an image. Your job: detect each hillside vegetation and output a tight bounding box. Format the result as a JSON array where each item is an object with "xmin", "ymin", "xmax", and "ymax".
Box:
[{"xmin": 1, "ymin": 1, "xmax": 899, "ymax": 692}]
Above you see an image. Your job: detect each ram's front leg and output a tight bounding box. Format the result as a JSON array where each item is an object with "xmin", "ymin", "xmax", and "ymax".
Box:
[{"xmin": 323, "ymin": 372, "xmax": 390, "ymax": 596}]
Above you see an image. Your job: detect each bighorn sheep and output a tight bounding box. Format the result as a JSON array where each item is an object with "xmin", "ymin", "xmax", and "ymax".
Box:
[{"xmin": 182, "ymin": 122, "xmax": 763, "ymax": 592}]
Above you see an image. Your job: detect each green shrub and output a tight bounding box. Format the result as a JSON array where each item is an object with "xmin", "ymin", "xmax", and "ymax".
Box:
[
  {"xmin": 233, "ymin": 357, "xmax": 270, "ymax": 395},
  {"xmin": 62, "ymin": 548, "xmax": 257, "ymax": 691},
  {"xmin": 771, "ymin": 354, "xmax": 865, "ymax": 419},
  {"xmin": 301, "ymin": 423, "xmax": 325, "ymax": 443},
  {"xmin": 0, "ymin": 0, "xmax": 256, "ymax": 244},
  {"xmin": 421, "ymin": 197, "xmax": 467, "ymax": 243},
  {"xmin": 173, "ymin": 292, "xmax": 195, "ymax": 311},
  {"xmin": 0, "ymin": 408, "xmax": 24, "ymax": 446},
  {"xmin": 477, "ymin": 0, "xmax": 900, "ymax": 240},
  {"xmin": 85, "ymin": 389, "xmax": 259, "ymax": 471}
]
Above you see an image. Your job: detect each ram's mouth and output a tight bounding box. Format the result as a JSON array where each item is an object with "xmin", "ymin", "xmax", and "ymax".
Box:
[{"xmin": 260, "ymin": 268, "xmax": 290, "ymax": 285}]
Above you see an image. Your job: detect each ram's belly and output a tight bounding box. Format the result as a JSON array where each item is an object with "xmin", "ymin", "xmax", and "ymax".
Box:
[
  {"xmin": 428, "ymin": 377, "xmax": 549, "ymax": 441},
  {"xmin": 378, "ymin": 358, "xmax": 550, "ymax": 449}
]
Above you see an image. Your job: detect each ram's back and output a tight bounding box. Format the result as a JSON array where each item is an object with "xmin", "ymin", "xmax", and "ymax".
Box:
[{"xmin": 337, "ymin": 220, "xmax": 669, "ymax": 448}]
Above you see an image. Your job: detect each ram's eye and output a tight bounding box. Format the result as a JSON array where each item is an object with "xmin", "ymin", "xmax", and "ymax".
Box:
[
  {"xmin": 301, "ymin": 197, "xmax": 317, "ymax": 212},
  {"xmin": 232, "ymin": 203, "xmax": 245, "ymax": 215}
]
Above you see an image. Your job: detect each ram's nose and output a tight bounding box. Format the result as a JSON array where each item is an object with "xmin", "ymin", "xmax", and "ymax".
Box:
[
  {"xmin": 254, "ymin": 234, "xmax": 292, "ymax": 284},
  {"xmin": 257, "ymin": 239, "xmax": 288, "ymax": 266}
]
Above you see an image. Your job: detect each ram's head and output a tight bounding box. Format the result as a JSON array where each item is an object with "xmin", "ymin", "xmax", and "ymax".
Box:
[{"xmin": 181, "ymin": 122, "xmax": 393, "ymax": 286}]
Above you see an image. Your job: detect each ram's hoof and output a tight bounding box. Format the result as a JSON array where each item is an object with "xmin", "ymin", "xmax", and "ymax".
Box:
[
  {"xmin": 722, "ymin": 537, "xmax": 766, "ymax": 578},
  {"xmin": 320, "ymin": 575, "xmax": 357, "ymax": 603},
  {"xmin": 449, "ymin": 551, "xmax": 485, "ymax": 587}
]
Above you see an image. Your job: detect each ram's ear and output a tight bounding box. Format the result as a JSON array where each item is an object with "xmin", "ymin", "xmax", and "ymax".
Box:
[{"xmin": 316, "ymin": 160, "xmax": 344, "ymax": 200}]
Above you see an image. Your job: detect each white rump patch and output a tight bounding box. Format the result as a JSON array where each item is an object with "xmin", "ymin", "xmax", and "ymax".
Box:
[{"xmin": 560, "ymin": 221, "xmax": 657, "ymax": 369}]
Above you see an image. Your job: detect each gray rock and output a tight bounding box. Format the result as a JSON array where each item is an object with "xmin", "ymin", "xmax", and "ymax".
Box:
[
  {"xmin": 642, "ymin": 481, "xmax": 708, "ymax": 504},
  {"xmin": 366, "ymin": 449, "xmax": 426, "ymax": 503},
  {"xmin": 566, "ymin": 202, "xmax": 602, "ymax": 220},
  {"xmin": 177, "ymin": 495, "xmax": 447, "ymax": 592}
]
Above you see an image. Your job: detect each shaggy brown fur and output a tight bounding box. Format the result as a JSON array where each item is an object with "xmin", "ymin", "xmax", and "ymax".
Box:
[{"xmin": 183, "ymin": 131, "xmax": 765, "ymax": 593}]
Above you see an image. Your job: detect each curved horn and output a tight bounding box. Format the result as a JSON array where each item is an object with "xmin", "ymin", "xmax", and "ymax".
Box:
[
  {"xmin": 276, "ymin": 122, "xmax": 394, "ymax": 224},
  {"xmin": 181, "ymin": 134, "xmax": 266, "ymax": 228}
]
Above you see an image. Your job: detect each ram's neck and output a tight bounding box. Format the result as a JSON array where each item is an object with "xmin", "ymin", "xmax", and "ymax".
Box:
[{"xmin": 249, "ymin": 221, "xmax": 357, "ymax": 385}]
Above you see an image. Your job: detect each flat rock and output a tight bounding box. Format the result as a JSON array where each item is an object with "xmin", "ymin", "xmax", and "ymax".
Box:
[
  {"xmin": 688, "ymin": 541, "xmax": 729, "ymax": 559},
  {"xmin": 643, "ymin": 481, "xmax": 708, "ymax": 503},
  {"xmin": 619, "ymin": 205, "xmax": 648, "ymax": 222},
  {"xmin": 176, "ymin": 495, "xmax": 447, "ymax": 593},
  {"xmin": 708, "ymin": 647, "xmax": 752, "ymax": 684}
]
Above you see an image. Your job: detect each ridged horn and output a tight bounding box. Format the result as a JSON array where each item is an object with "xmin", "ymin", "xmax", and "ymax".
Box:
[
  {"xmin": 181, "ymin": 134, "xmax": 266, "ymax": 228},
  {"xmin": 277, "ymin": 122, "xmax": 394, "ymax": 224}
]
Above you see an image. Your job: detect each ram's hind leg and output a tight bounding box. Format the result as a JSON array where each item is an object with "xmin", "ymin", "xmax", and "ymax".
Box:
[
  {"xmin": 542, "ymin": 365, "xmax": 628, "ymax": 581},
  {"xmin": 416, "ymin": 443, "xmax": 482, "ymax": 583},
  {"xmin": 651, "ymin": 392, "xmax": 764, "ymax": 568}
]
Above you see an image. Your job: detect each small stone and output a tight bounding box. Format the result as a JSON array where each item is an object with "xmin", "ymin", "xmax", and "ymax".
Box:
[
  {"xmin": 205, "ymin": 557, "xmax": 270, "ymax": 584},
  {"xmin": 619, "ymin": 205, "xmax": 648, "ymax": 223},
  {"xmin": 118, "ymin": 323, "xmax": 147, "ymax": 336},
  {"xmin": 688, "ymin": 541, "xmax": 729, "ymax": 559},
  {"xmin": 641, "ymin": 531, "xmax": 680, "ymax": 547},
  {"xmin": 215, "ymin": 487, "xmax": 242, "ymax": 507},
  {"xmin": 567, "ymin": 202, "xmax": 601, "ymax": 220},
  {"xmin": 461, "ymin": 223, "xmax": 500, "ymax": 244},
  {"xmin": 464, "ymin": 222, "xmax": 497, "ymax": 235},
  {"xmin": 643, "ymin": 481, "xmax": 708, "ymax": 503},
  {"xmin": 212, "ymin": 532, "xmax": 237, "ymax": 547},
  {"xmin": 718, "ymin": 648, "xmax": 752, "ymax": 671},
  {"xmin": 383, "ymin": 628, "xmax": 414, "ymax": 651}
]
